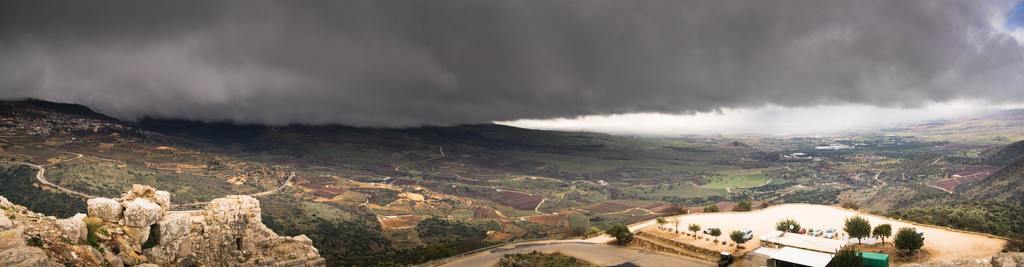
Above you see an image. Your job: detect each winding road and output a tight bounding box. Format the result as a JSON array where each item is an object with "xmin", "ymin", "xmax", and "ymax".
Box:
[
  {"xmin": 2, "ymin": 153, "xmax": 297, "ymax": 208},
  {"xmin": 394, "ymin": 147, "xmax": 445, "ymax": 171}
]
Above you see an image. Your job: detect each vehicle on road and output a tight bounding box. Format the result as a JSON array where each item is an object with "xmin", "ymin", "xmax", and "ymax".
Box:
[
  {"xmin": 740, "ymin": 228, "xmax": 754, "ymax": 241},
  {"xmin": 798, "ymin": 227, "xmax": 807, "ymax": 234},
  {"xmin": 703, "ymin": 227, "xmax": 720, "ymax": 234},
  {"xmin": 823, "ymin": 228, "xmax": 838, "ymax": 239}
]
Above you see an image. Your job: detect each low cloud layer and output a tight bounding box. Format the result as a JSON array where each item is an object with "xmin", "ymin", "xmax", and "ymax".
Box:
[{"xmin": 1, "ymin": 1, "xmax": 1022, "ymax": 127}]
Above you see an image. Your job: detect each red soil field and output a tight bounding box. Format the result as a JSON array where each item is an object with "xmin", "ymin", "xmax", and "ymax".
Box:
[{"xmin": 928, "ymin": 166, "xmax": 1002, "ymax": 193}]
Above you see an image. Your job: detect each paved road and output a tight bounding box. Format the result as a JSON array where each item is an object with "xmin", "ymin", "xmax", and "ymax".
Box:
[
  {"xmin": 2, "ymin": 158, "xmax": 296, "ymax": 209},
  {"xmin": 1, "ymin": 160, "xmax": 99, "ymax": 198},
  {"xmin": 439, "ymin": 240, "xmax": 714, "ymax": 267}
]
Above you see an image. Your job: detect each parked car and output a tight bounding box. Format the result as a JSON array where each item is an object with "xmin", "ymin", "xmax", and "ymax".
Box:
[
  {"xmin": 809, "ymin": 228, "xmax": 823, "ymax": 236},
  {"xmin": 823, "ymin": 228, "xmax": 838, "ymax": 239},
  {"xmin": 798, "ymin": 227, "xmax": 807, "ymax": 234},
  {"xmin": 916, "ymin": 230, "xmax": 925, "ymax": 238},
  {"xmin": 741, "ymin": 228, "xmax": 754, "ymax": 241},
  {"xmin": 703, "ymin": 227, "xmax": 720, "ymax": 234}
]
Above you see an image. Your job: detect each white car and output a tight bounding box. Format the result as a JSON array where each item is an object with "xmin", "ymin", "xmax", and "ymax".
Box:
[
  {"xmin": 809, "ymin": 228, "xmax": 823, "ymax": 236},
  {"xmin": 703, "ymin": 227, "xmax": 720, "ymax": 234},
  {"xmin": 823, "ymin": 228, "xmax": 838, "ymax": 239},
  {"xmin": 740, "ymin": 228, "xmax": 754, "ymax": 241}
]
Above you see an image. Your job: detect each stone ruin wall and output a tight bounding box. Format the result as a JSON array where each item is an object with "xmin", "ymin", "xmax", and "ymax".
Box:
[{"xmin": 0, "ymin": 184, "xmax": 325, "ymax": 266}]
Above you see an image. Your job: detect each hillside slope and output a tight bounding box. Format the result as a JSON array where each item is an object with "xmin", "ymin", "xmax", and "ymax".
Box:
[
  {"xmin": 982, "ymin": 139, "xmax": 1024, "ymax": 166},
  {"xmin": 961, "ymin": 157, "xmax": 1024, "ymax": 205}
]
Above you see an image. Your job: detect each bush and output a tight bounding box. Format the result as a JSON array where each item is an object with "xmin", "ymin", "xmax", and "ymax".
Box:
[
  {"xmin": 894, "ymin": 227, "xmax": 924, "ymax": 253},
  {"xmin": 775, "ymin": 218, "xmax": 801, "ymax": 233},
  {"xmin": 27, "ymin": 237, "xmax": 43, "ymax": 247},
  {"xmin": 703, "ymin": 204, "xmax": 719, "ymax": 212},
  {"xmin": 833, "ymin": 246, "xmax": 863, "ymax": 267},
  {"xmin": 729, "ymin": 230, "xmax": 746, "ymax": 245},
  {"xmin": 734, "ymin": 200, "xmax": 752, "ymax": 212},
  {"xmin": 605, "ymin": 225, "xmax": 632, "ymax": 245},
  {"xmin": 841, "ymin": 200, "xmax": 860, "ymax": 210}
]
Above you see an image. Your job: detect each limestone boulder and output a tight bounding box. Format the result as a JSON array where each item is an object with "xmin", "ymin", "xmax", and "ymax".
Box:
[
  {"xmin": 0, "ymin": 246, "xmax": 54, "ymax": 266},
  {"xmin": 0, "ymin": 214, "xmax": 11, "ymax": 231},
  {"xmin": 123, "ymin": 198, "xmax": 162, "ymax": 227},
  {"xmin": 991, "ymin": 252, "xmax": 1024, "ymax": 267},
  {"xmin": 122, "ymin": 184, "xmax": 156, "ymax": 202},
  {"xmin": 156, "ymin": 213, "xmax": 190, "ymax": 244},
  {"xmin": 124, "ymin": 226, "xmax": 151, "ymax": 245},
  {"xmin": 56, "ymin": 213, "xmax": 88, "ymax": 243},
  {"xmin": 153, "ymin": 191, "xmax": 171, "ymax": 212},
  {"xmin": 0, "ymin": 196, "xmax": 12, "ymax": 209},
  {"xmin": 0, "ymin": 228, "xmax": 25, "ymax": 252},
  {"xmin": 87, "ymin": 198, "xmax": 123, "ymax": 223}
]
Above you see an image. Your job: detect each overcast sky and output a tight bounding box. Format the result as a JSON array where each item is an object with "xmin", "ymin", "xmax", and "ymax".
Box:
[{"xmin": 1, "ymin": 1, "xmax": 1022, "ymax": 135}]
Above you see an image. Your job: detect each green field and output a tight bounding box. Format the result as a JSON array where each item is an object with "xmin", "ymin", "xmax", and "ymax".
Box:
[{"xmin": 702, "ymin": 173, "xmax": 768, "ymax": 188}]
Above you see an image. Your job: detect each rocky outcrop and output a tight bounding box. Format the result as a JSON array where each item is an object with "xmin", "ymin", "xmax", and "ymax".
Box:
[
  {"xmin": 0, "ymin": 184, "xmax": 326, "ymax": 266},
  {"xmin": 55, "ymin": 214, "xmax": 87, "ymax": 244},
  {"xmin": 991, "ymin": 252, "xmax": 1024, "ymax": 267},
  {"xmin": 0, "ymin": 228, "xmax": 62, "ymax": 266},
  {"xmin": 87, "ymin": 198, "xmax": 122, "ymax": 223},
  {"xmin": 123, "ymin": 198, "xmax": 162, "ymax": 228}
]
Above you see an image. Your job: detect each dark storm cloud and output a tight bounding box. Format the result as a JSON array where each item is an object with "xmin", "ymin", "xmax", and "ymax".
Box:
[{"xmin": 1, "ymin": 0, "xmax": 1022, "ymax": 126}]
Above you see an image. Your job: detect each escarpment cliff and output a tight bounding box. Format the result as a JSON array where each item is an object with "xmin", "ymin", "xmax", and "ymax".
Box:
[{"xmin": 0, "ymin": 185, "xmax": 325, "ymax": 266}]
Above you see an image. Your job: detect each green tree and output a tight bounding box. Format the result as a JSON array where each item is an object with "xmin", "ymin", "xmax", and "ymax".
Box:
[
  {"xmin": 894, "ymin": 227, "xmax": 924, "ymax": 254},
  {"xmin": 775, "ymin": 218, "xmax": 801, "ymax": 233},
  {"xmin": 584, "ymin": 227, "xmax": 601, "ymax": 238},
  {"xmin": 704, "ymin": 204, "xmax": 719, "ymax": 212},
  {"xmin": 734, "ymin": 200, "xmax": 752, "ymax": 212},
  {"xmin": 832, "ymin": 246, "xmax": 863, "ymax": 267},
  {"xmin": 729, "ymin": 230, "xmax": 746, "ymax": 245},
  {"xmin": 844, "ymin": 215, "xmax": 871, "ymax": 244},
  {"xmin": 605, "ymin": 225, "xmax": 632, "ymax": 245},
  {"xmin": 872, "ymin": 224, "xmax": 892, "ymax": 246},
  {"xmin": 709, "ymin": 228, "xmax": 722, "ymax": 242},
  {"xmin": 688, "ymin": 224, "xmax": 701, "ymax": 239},
  {"xmin": 656, "ymin": 217, "xmax": 667, "ymax": 230}
]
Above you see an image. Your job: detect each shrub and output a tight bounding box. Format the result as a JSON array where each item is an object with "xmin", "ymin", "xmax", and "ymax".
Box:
[
  {"xmin": 703, "ymin": 204, "xmax": 719, "ymax": 212},
  {"xmin": 734, "ymin": 200, "xmax": 752, "ymax": 212},
  {"xmin": 27, "ymin": 237, "xmax": 43, "ymax": 247},
  {"xmin": 833, "ymin": 246, "xmax": 863, "ymax": 267},
  {"xmin": 894, "ymin": 227, "xmax": 924, "ymax": 254},
  {"xmin": 775, "ymin": 218, "xmax": 801, "ymax": 233},
  {"xmin": 841, "ymin": 200, "xmax": 860, "ymax": 210}
]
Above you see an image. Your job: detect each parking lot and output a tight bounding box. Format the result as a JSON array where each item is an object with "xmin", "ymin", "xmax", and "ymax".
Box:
[{"xmin": 640, "ymin": 204, "xmax": 1007, "ymax": 262}]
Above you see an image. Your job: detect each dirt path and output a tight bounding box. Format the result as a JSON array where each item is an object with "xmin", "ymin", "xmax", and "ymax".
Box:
[
  {"xmin": 394, "ymin": 147, "xmax": 445, "ymax": 171},
  {"xmin": 873, "ymin": 169, "xmax": 886, "ymax": 187}
]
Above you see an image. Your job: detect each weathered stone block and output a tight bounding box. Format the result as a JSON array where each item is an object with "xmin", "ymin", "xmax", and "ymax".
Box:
[
  {"xmin": 124, "ymin": 198, "xmax": 162, "ymax": 227},
  {"xmin": 0, "ymin": 246, "xmax": 53, "ymax": 266},
  {"xmin": 157, "ymin": 213, "xmax": 191, "ymax": 244},
  {"xmin": 88, "ymin": 198, "xmax": 123, "ymax": 223},
  {"xmin": 0, "ymin": 214, "xmax": 11, "ymax": 231},
  {"xmin": 143, "ymin": 237, "xmax": 185, "ymax": 265},
  {"xmin": 125, "ymin": 226, "xmax": 152, "ymax": 245},
  {"xmin": 0, "ymin": 228, "xmax": 26, "ymax": 251},
  {"xmin": 56, "ymin": 213, "xmax": 88, "ymax": 243},
  {"xmin": 0, "ymin": 196, "xmax": 12, "ymax": 209},
  {"xmin": 153, "ymin": 191, "xmax": 171, "ymax": 212}
]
